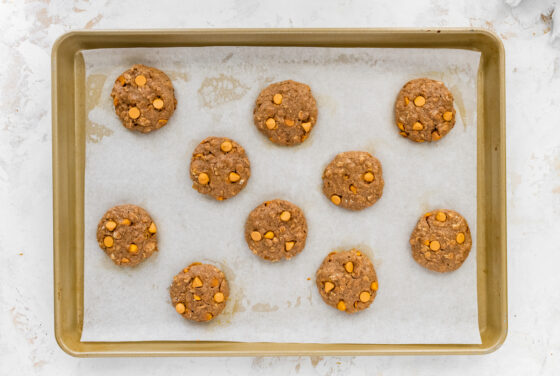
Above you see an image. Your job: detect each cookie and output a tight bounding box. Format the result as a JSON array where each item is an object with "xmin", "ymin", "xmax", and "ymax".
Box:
[
  {"xmin": 394, "ymin": 78, "xmax": 455, "ymax": 142},
  {"xmin": 253, "ymin": 80, "xmax": 318, "ymax": 146},
  {"xmin": 189, "ymin": 136, "xmax": 251, "ymax": 200},
  {"xmin": 409, "ymin": 209, "xmax": 472, "ymax": 272},
  {"xmin": 322, "ymin": 151, "xmax": 384, "ymax": 211},
  {"xmin": 245, "ymin": 199, "xmax": 308, "ymax": 262},
  {"xmin": 96, "ymin": 204, "xmax": 158, "ymax": 267},
  {"xmin": 315, "ymin": 249, "xmax": 378, "ymax": 314},
  {"xmin": 111, "ymin": 64, "xmax": 177, "ymax": 133},
  {"xmin": 169, "ymin": 263, "xmax": 229, "ymax": 322}
]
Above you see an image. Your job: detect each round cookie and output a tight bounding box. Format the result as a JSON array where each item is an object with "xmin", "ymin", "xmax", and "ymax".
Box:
[
  {"xmin": 189, "ymin": 136, "xmax": 251, "ymax": 201},
  {"xmin": 409, "ymin": 209, "xmax": 472, "ymax": 272},
  {"xmin": 111, "ymin": 64, "xmax": 177, "ymax": 134},
  {"xmin": 253, "ymin": 80, "xmax": 318, "ymax": 146},
  {"xmin": 245, "ymin": 199, "xmax": 308, "ymax": 262},
  {"xmin": 394, "ymin": 78, "xmax": 455, "ymax": 142},
  {"xmin": 169, "ymin": 263, "xmax": 229, "ymax": 322},
  {"xmin": 96, "ymin": 204, "xmax": 158, "ymax": 267},
  {"xmin": 322, "ymin": 151, "xmax": 384, "ymax": 211},
  {"xmin": 315, "ymin": 249, "xmax": 378, "ymax": 314}
]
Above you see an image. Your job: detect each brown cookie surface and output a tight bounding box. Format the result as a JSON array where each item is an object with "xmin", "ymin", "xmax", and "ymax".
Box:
[
  {"xmin": 111, "ymin": 64, "xmax": 176, "ymax": 134},
  {"xmin": 96, "ymin": 204, "xmax": 158, "ymax": 267},
  {"xmin": 253, "ymin": 80, "xmax": 318, "ymax": 146},
  {"xmin": 245, "ymin": 199, "xmax": 308, "ymax": 262},
  {"xmin": 316, "ymin": 249, "xmax": 378, "ymax": 314},
  {"xmin": 409, "ymin": 209, "xmax": 472, "ymax": 272},
  {"xmin": 170, "ymin": 263, "xmax": 229, "ymax": 322},
  {"xmin": 322, "ymin": 151, "xmax": 384, "ymax": 211},
  {"xmin": 394, "ymin": 78, "xmax": 455, "ymax": 142},
  {"xmin": 189, "ymin": 136, "xmax": 251, "ymax": 200}
]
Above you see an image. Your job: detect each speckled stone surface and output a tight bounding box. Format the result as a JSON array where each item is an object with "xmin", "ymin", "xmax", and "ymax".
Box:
[{"xmin": 1, "ymin": 0, "xmax": 559, "ymax": 375}]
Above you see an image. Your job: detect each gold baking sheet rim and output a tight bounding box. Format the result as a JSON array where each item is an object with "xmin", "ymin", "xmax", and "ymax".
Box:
[{"xmin": 52, "ymin": 28, "xmax": 506, "ymax": 357}]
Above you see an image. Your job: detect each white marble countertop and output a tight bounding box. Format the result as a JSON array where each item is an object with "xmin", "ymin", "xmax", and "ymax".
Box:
[{"xmin": 1, "ymin": 0, "xmax": 559, "ymax": 375}]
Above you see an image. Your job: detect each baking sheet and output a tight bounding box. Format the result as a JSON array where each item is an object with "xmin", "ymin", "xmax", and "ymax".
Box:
[{"xmin": 80, "ymin": 46, "xmax": 480, "ymax": 344}]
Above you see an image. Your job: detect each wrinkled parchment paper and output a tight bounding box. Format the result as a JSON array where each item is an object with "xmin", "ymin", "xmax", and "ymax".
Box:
[{"xmin": 81, "ymin": 46, "xmax": 480, "ymax": 344}]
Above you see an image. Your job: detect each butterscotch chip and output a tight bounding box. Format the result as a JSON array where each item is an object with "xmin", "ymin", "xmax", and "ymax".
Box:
[
  {"xmin": 228, "ymin": 172, "xmax": 241, "ymax": 182},
  {"xmin": 316, "ymin": 249, "xmax": 378, "ymax": 314},
  {"xmin": 197, "ymin": 173, "xmax": 209, "ymax": 185},
  {"xmin": 265, "ymin": 118, "xmax": 277, "ymax": 129},
  {"xmin": 409, "ymin": 209, "xmax": 472, "ymax": 272},
  {"xmin": 414, "ymin": 95, "xmax": 426, "ymax": 106},
  {"xmin": 103, "ymin": 236, "xmax": 114, "ymax": 248},
  {"xmin": 337, "ymin": 301, "xmax": 346, "ymax": 311},
  {"xmin": 251, "ymin": 231, "xmax": 262, "ymax": 241},
  {"xmin": 395, "ymin": 78, "xmax": 455, "ymax": 142},
  {"xmin": 214, "ymin": 292, "xmax": 225, "ymax": 303},
  {"xmin": 192, "ymin": 277, "xmax": 203, "ymax": 288},
  {"xmin": 175, "ymin": 303, "xmax": 186, "ymax": 314},
  {"xmin": 96, "ymin": 204, "xmax": 158, "ymax": 267},
  {"xmin": 220, "ymin": 141, "xmax": 233, "ymax": 152},
  {"xmin": 245, "ymin": 199, "xmax": 307, "ymax": 262},
  {"xmin": 128, "ymin": 244, "xmax": 138, "ymax": 254},
  {"xmin": 253, "ymin": 80, "xmax": 318, "ymax": 145},
  {"xmin": 273, "ymin": 93, "xmax": 283, "ymax": 104},
  {"xmin": 169, "ymin": 263, "xmax": 229, "ymax": 322},
  {"xmin": 135, "ymin": 74, "xmax": 147, "ymax": 86},
  {"xmin": 322, "ymin": 151, "xmax": 384, "ymax": 211},
  {"xmin": 330, "ymin": 195, "xmax": 341, "ymax": 205},
  {"xmin": 152, "ymin": 98, "xmax": 164, "ymax": 109},
  {"xmin": 148, "ymin": 222, "xmax": 157, "ymax": 234},
  {"xmin": 359, "ymin": 291, "xmax": 371, "ymax": 302},
  {"xmin": 429, "ymin": 240, "xmax": 441, "ymax": 251},
  {"xmin": 189, "ymin": 137, "xmax": 251, "ymax": 200},
  {"xmin": 280, "ymin": 211, "xmax": 291, "ymax": 222},
  {"xmin": 111, "ymin": 64, "xmax": 176, "ymax": 133},
  {"xmin": 128, "ymin": 107, "xmax": 140, "ymax": 119},
  {"xmin": 105, "ymin": 221, "xmax": 117, "ymax": 231}
]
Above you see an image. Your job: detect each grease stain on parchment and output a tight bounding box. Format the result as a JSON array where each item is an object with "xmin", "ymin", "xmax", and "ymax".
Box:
[
  {"xmin": 251, "ymin": 303, "xmax": 279, "ymax": 312},
  {"xmin": 310, "ymin": 356, "xmax": 324, "ymax": 367},
  {"xmin": 87, "ymin": 122, "xmax": 114, "ymax": 143},
  {"xmin": 198, "ymin": 74, "xmax": 249, "ymax": 108},
  {"xmin": 85, "ymin": 74, "xmax": 113, "ymax": 143},
  {"xmin": 166, "ymin": 71, "xmax": 189, "ymax": 82},
  {"xmin": 285, "ymin": 295, "xmax": 302, "ymax": 309},
  {"xmin": 450, "ymin": 84, "xmax": 468, "ymax": 129}
]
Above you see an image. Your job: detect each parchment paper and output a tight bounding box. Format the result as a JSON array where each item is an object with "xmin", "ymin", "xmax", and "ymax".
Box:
[{"xmin": 81, "ymin": 46, "xmax": 480, "ymax": 344}]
